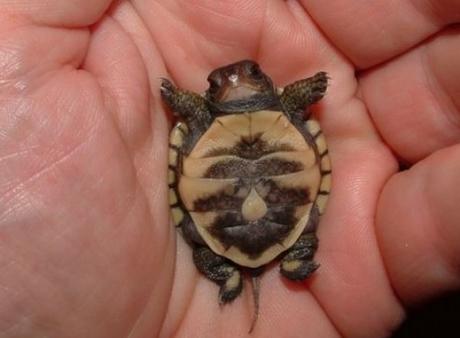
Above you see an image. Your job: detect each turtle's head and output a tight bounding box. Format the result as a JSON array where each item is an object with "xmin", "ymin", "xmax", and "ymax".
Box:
[{"xmin": 205, "ymin": 60, "xmax": 275, "ymax": 103}]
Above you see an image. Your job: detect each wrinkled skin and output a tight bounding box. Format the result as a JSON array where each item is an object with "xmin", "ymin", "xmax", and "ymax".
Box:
[{"xmin": 0, "ymin": 1, "xmax": 460, "ymax": 337}]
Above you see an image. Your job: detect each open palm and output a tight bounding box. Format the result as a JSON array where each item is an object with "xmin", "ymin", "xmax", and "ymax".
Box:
[{"xmin": 1, "ymin": 1, "xmax": 459, "ymax": 337}]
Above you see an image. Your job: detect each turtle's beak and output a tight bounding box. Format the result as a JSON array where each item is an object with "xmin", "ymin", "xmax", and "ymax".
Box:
[{"xmin": 219, "ymin": 73, "xmax": 261, "ymax": 101}]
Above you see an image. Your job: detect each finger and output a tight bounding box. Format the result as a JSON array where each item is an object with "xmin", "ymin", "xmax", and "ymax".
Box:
[
  {"xmin": 0, "ymin": 0, "xmax": 112, "ymax": 27},
  {"xmin": 83, "ymin": 14, "xmax": 152, "ymax": 151},
  {"xmin": 137, "ymin": 0, "xmax": 361, "ymax": 154},
  {"xmin": 359, "ymin": 27, "xmax": 460, "ymax": 163},
  {"xmin": 88, "ymin": 1, "xmax": 174, "ymax": 198},
  {"xmin": 376, "ymin": 144, "xmax": 460, "ymax": 304},
  {"xmin": 134, "ymin": 0, "xmax": 268, "ymax": 89},
  {"xmin": 0, "ymin": 2, "xmax": 171, "ymax": 336},
  {"xmin": 136, "ymin": 0, "xmax": 353, "ymax": 92},
  {"xmin": 0, "ymin": 1, "xmax": 112, "ymax": 87},
  {"xmin": 300, "ymin": 0, "xmax": 460, "ymax": 67},
  {"xmin": 309, "ymin": 120, "xmax": 404, "ymax": 338},
  {"xmin": 83, "ymin": 10, "xmax": 179, "ymax": 336}
]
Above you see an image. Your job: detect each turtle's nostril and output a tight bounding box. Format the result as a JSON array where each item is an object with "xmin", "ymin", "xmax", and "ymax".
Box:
[
  {"xmin": 228, "ymin": 74, "xmax": 239, "ymax": 86},
  {"xmin": 241, "ymin": 188, "xmax": 267, "ymax": 221}
]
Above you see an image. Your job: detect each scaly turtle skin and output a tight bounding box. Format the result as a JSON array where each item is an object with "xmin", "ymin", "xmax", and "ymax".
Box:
[{"xmin": 161, "ymin": 60, "xmax": 330, "ymax": 313}]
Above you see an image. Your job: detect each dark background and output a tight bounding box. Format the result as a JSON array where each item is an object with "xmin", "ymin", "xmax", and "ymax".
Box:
[{"xmin": 391, "ymin": 291, "xmax": 460, "ymax": 338}]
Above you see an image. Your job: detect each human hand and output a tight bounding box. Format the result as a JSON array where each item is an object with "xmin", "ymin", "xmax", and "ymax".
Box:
[{"xmin": 0, "ymin": 1, "xmax": 459, "ymax": 337}]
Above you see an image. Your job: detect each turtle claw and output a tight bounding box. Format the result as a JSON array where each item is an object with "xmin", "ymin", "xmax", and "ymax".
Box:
[
  {"xmin": 160, "ymin": 78, "xmax": 176, "ymax": 104},
  {"xmin": 218, "ymin": 271, "xmax": 243, "ymax": 304},
  {"xmin": 160, "ymin": 77, "xmax": 174, "ymax": 92}
]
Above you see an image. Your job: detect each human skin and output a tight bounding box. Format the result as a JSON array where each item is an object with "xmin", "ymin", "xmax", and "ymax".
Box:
[{"xmin": 0, "ymin": 1, "xmax": 459, "ymax": 337}]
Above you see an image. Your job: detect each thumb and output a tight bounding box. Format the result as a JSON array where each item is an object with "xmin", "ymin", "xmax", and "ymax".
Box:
[{"xmin": 376, "ymin": 144, "xmax": 460, "ymax": 304}]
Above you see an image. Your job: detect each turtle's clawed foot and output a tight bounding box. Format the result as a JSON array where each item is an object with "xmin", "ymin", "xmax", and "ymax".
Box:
[
  {"xmin": 193, "ymin": 247, "xmax": 243, "ymax": 303},
  {"xmin": 160, "ymin": 78, "xmax": 182, "ymax": 111},
  {"xmin": 280, "ymin": 232, "xmax": 319, "ymax": 280},
  {"xmin": 160, "ymin": 78, "xmax": 175, "ymax": 99},
  {"xmin": 280, "ymin": 72, "xmax": 329, "ymax": 116},
  {"xmin": 281, "ymin": 260, "xmax": 319, "ymax": 280},
  {"xmin": 159, "ymin": 78, "xmax": 212, "ymax": 134},
  {"xmin": 218, "ymin": 269, "xmax": 243, "ymax": 304}
]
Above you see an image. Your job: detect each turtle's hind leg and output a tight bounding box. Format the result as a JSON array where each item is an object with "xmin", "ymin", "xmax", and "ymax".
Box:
[
  {"xmin": 280, "ymin": 231, "xmax": 319, "ymax": 280},
  {"xmin": 280, "ymin": 204, "xmax": 320, "ymax": 280},
  {"xmin": 193, "ymin": 246, "xmax": 243, "ymax": 304}
]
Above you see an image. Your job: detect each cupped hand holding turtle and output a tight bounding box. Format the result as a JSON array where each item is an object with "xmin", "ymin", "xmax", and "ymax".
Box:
[{"xmin": 0, "ymin": 1, "xmax": 459, "ymax": 337}]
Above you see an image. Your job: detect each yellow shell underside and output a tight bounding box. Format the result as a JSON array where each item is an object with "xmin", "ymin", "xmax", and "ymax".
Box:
[{"xmin": 169, "ymin": 110, "xmax": 330, "ymax": 267}]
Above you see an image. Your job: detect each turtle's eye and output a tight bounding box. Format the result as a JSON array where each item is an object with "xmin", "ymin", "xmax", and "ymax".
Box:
[
  {"xmin": 246, "ymin": 63, "xmax": 264, "ymax": 80},
  {"xmin": 208, "ymin": 78, "xmax": 220, "ymax": 94}
]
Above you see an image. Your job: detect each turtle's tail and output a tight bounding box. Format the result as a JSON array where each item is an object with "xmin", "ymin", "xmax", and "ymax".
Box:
[{"xmin": 248, "ymin": 275, "xmax": 261, "ymax": 334}]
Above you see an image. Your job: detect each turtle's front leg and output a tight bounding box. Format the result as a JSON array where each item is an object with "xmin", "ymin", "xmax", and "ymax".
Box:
[
  {"xmin": 280, "ymin": 232, "xmax": 319, "ymax": 280},
  {"xmin": 160, "ymin": 78, "xmax": 212, "ymax": 134},
  {"xmin": 193, "ymin": 246, "xmax": 243, "ymax": 304},
  {"xmin": 280, "ymin": 72, "xmax": 328, "ymax": 119}
]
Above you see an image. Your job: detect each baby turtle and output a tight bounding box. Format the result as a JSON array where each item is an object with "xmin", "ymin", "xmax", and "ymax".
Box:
[{"xmin": 161, "ymin": 60, "xmax": 330, "ymax": 331}]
